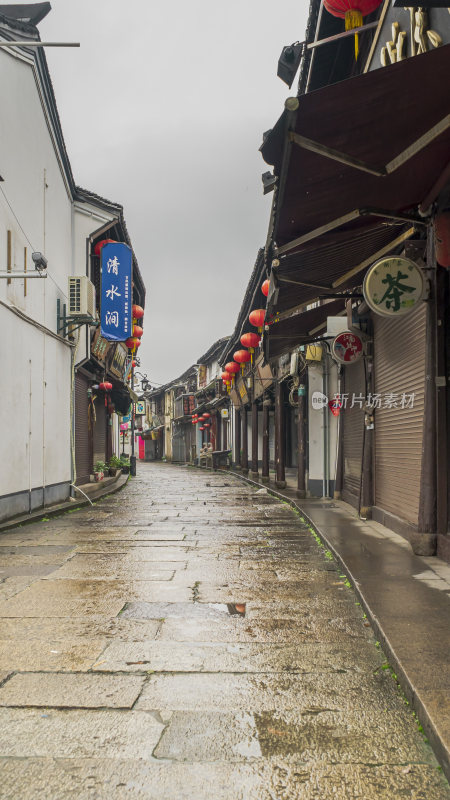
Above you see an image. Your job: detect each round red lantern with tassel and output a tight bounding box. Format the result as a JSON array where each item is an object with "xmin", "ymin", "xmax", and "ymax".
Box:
[
  {"xmin": 249, "ymin": 309, "xmax": 265, "ymax": 332},
  {"xmin": 241, "ymin": 332, "xmax": 260, "ymax": 349},
  {"xmin": 234, "ymin": 349, "xmax": 251, "ymax": 374},
  {"xmin": 98, "ymin": 381, "xmax": 113, "ymax": 408},
  {"xmin": 199, "ymin": 426, "xmax": 205, "ymax": 431},
  {"xmin": 261, "ymin": 279, "xmax": 270, "ymax": 297},
  {"xmin": 225, "ymin": 362, "xmax": 240, "ymax": 376},
  {"xmin": 125, "ymin": 337, "xmax": 140, "ymax": 351},
  {"xmin": 94, "ymin": 238, "xmax": 116, "ymax": 256},
  {"xmin": 323, "ymin": 0, "xmax": 383, "ymax": 59},
  {"xmin": 221, "ymin": 371, "xmax": 233, "ymax": 383},
  {"xmin": 133, "ymin": 325, "xmax": 143, "ymax": 338},
  {"xmin": 203, "ymin": 412, "xmax": 211, "ymax": 418},
  {"xmin": 132, "ymin": 304, "xmax": 144, "ymax": 320}
]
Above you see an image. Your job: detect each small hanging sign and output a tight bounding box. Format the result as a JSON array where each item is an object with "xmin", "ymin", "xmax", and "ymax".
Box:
[
  {"xmin": 331, "ymin": 331, "xmax": 363, "ymax": 364},
  {"xmin": 363, "ymin": 256, "xmax": 424, "ymax": 317}
]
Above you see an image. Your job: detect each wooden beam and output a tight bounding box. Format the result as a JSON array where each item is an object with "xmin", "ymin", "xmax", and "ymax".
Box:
[
  {"xmin": 332, "ymin": 226, "xmax": 415, "ymax": 287},
  {"xmin": 289, "ymin": 131, "xmax": 385, "ymax": 177},
  {"xmin": 385, "ymin": 115, "xmax": 450, "ymax": 175},
  {"xmin": 277, "ymin": 210, "xmax": 361, "ymax": 255}
]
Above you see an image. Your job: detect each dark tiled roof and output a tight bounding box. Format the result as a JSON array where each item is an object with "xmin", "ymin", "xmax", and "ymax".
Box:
[
  {"xmin": 0, "ymin": 2, "xmax": 50, "ymax": 28},
  {"xmin": 197, "ymin": 336, "xmax": 230, "ymax": 365}
]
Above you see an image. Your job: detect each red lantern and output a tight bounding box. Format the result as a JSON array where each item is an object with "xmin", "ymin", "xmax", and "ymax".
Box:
[
  {"xmin": 323, "ymin": 0, "xmax": 383, "ymax": 59},
  {"xmin": 133, "ymin": 325, "xmax": 143, "ymax": 338},
  {"xmin": 132, "ymin": 304, "xmax": 144, "ymax": 320},
  {"xmin": 125, "ymin": 337, "xmax": 140, "ymax": 351},
  {"xmin": 221, "ymin": 371, "xmax": 232, "ymax": 382},
  {"xmin": 94, "ymin": 238, "xmax": 116, "ymax": 256},
  {"xmin": 249, "ymin": 309, "xmax": 265, "ymax": 331},
  {"xmin": 203, "ymin": 412, "xmax": 211, "ymax": 418},
  {"xmin": 107, "ymin": 403, "xmax": 115, "ymax": 415},
  {"xmin": 241, "ymin": 332, "xmax": 261, "ymax": 349},
  {"xmin": 234, "ymin": 350, "xmax": 251, "ymax": 364},
  {"xmin": 199, "ymin": 426, "xmax": 205, "ymax": 431},
  {"xmin": 204, "ymin": 423, "xmax": 210, "ymax": 428},
  {"xmin": 261, "ymin": 279, "xmax": 270, "ymax": 297},
  {"xmin": 225, "ymin": 362, "xmax": 240, "ymax": 375},
  {"xmin": 132, "ymin": 360, "xmax": 137, "ymax": 368},
  {"xmin": 99, "ymin": 381, "xmax": 113, "ymax": 392}
]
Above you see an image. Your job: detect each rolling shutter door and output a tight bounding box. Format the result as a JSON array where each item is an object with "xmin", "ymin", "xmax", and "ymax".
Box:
[
  {"xmin": 342, "ymin": 358, "xmax": 365, "ymax": 508},
  {"xmin": 75, "ymin": 373, "xmax": 90, "ymax": 485},
  {"xmin": 373, "ymin": 303, "xmax": 426, "ymax": 526}
]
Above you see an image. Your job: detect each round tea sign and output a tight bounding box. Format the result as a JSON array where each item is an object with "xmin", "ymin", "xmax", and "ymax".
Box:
[
  {"xmin": 363, "ymin": 256, "xmax": 424, "ymax": 317},
  {"xmin": 331, "ymin": 331, "xmax": 363, "ymax": 364}
]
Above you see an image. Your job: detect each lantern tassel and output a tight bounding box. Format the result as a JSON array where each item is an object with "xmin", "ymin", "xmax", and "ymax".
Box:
[{"xmin": 345, "ymin": 8, "xmax": 363, "ymax": 60}]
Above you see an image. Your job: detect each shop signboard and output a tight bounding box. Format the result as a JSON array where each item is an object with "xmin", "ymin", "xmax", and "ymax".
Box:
[
  {"xmin": 100, "ymin": 242, "xmax": 132, "ymax": 341},
  {"xmin": 331, "ymin": 331, "xmax": 363, "ymax": 364},
  {"xmin": 109, "ymin": 343, "xmax": 128, "ymax": 380},
  {"xmin": 363, "ymin": 257, "xmax": 424, "ymax": 317}
]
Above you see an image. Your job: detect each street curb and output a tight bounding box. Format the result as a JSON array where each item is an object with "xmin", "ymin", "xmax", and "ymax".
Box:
[
  {"xmin": 0, "ymin": 473, "xmax": 130, "ymax": 534},
  {"xmin": 222, "ymin": 467, "xmax": 450, "ymax": 782}
]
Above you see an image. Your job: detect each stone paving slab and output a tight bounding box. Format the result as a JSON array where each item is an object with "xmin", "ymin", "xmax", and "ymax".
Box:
[
  {"xmin": 92, "ymin": 639, "xmax": 384, "ymax": 674},
  {"xmin": 1, "ymin": 757, "xmax": 447, "ymax": 800},
  {"xmin": 0, "ymin": 709, "xmax": 164, "ymax": 758},
  {"xmin": 136, "ymin": 670, "xmax": 403, "ymax": 713},
  {"xmin": 0, "ymin": 672, "xmax": 145, "ymax": 708},
  {"xmin": 153, "ymin": 709, "xmax": 434, "ymax": 764},
  {"xmin": 0, "ymin": 615, "xmax": 161, "ymax": 642},
  {"xmin": 0, "ymin": 638, "xmax": 105, "ymax": 671}
]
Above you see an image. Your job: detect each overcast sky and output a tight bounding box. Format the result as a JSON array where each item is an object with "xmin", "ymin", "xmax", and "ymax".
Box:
[{"xmin": 40, "ymin": 0, "xmax": 309, "ymax": 385}]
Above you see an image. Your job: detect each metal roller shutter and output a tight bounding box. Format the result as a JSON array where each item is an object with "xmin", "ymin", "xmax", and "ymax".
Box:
[
  {"xmin": 342, "ymin": 359, "xmax": 366, "ymax": 508},
  {"xmin": 373, "ymin": 303, "xmax": 426, "ymax": 526},
  {"xmin": 75, "ymin": 373, "xmax": 91, "ymax": 485}
]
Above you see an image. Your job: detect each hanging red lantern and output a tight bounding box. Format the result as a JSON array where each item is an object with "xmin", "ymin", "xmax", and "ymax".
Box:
[
  {"xmin": 132, "ymin": 304, "xmax": 144, "ymax": 320},
  {"xmin": 234, "ymin": 349, "xmax": 251, "ymax": 375},
  {"xmin": 125, "ymin": 337, "xmax": 140, "ymax": 351},
  {"xmin": 225, "ymin": 362, "xmax": 240, "ymax": 375},
  {"xmin": 99, "ymin": 381, "xmax": 113, "ymax": 392},
  {"xmin": 199, "ymin": 426, "xmax": 205, "ymax": 431},
  {"xmin": 221, "ymin": 371, "xmax": 233, "ymax": 382},
  {"xmin": 261, "ymin": 279, "xmax": 270, "ymax": 297},
  {"xmin": 94, "ymin": 238, "xmax": 116, "ymax": 256},
  {"xmin": 204, "ymin": 423, "xmax": 210, "ymax": 428},
  {"xmin": 132, "ymin": 360, "xmax": 137, "ymax": 368},
  {"xmin": 203, "ymin": 412, "xmax": 211, "ymax": 418},
  {"xmin": 249, "ymin": 309, "xmax": 265, "ymax": 331},
  {"xmin": 323, "ymin": 0, "xmax": 383, "ymax": 59},
  {"xmin": 133, "ymin": 325, "xmax": 143, "ymax": 338},
  {"xmin": 241, "ymin": 332, "xmax": 261, "ymax": 349}
]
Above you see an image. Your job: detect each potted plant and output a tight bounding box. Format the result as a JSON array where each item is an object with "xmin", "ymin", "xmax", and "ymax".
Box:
[
  {"xmin": 93, "ymin": 460, "xmax": 107, "ymax": 481},
  {"xmin": 119, "ymin": 456, "xmax": 130, "ymax": 474},
  {"xmin": 108, "ymin": 455, "xmax": 122, "ymax": 477}
]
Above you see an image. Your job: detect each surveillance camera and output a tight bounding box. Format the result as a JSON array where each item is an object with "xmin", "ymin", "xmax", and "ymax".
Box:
[{"xmin": 32, "ymin": 252, "xmax": 48, "ymax": 271}]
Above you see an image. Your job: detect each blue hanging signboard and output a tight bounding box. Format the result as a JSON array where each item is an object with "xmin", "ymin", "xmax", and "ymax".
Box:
[{"xmin": 100, "ymin": 242, "xmax": 132, "ymax": 341}]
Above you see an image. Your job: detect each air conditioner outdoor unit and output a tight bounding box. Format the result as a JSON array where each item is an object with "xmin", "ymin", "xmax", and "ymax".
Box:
[{"xmin": 68, "ymin": 276, "xmax": 96, "ymax": 318}]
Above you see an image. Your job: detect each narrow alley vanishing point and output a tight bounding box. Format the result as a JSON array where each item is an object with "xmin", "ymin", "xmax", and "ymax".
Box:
[{"xmin": 0, "ymin": 464, "xmax": 448, "ymax": 799}]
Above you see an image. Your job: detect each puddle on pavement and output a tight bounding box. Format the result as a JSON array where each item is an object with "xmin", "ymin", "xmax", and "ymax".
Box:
[{"xmin": 121, "ymin": 601, "xmax": 246, "ymax": 620}]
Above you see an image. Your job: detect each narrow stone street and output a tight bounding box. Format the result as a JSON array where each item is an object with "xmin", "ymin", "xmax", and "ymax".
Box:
[{"xmin": 0, "ymin": 463, "xmax": 448, "ymax": 799}]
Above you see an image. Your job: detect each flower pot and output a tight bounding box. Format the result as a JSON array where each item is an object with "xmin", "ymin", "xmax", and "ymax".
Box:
[
  {"xmin": 109, "ymin": 468, "xmax": 120, "ymax": 477},
  {"xmin": 121, "ymin": 465, "xmax": 130, "ymax": 474},
  {"xmin": 94, "ymin": 471, "xmax": 104, "ymax": 482}
]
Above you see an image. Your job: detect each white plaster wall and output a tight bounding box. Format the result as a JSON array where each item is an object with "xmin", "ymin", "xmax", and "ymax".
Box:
[{"xmin": 0, "ymin": 47, "xmax": 110, "ymax": 504}]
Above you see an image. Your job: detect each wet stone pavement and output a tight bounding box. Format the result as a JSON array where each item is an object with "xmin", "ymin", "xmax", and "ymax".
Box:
[{"xmin": 0, "ymin": 463, "xmax": 448, "ymax": 800}]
